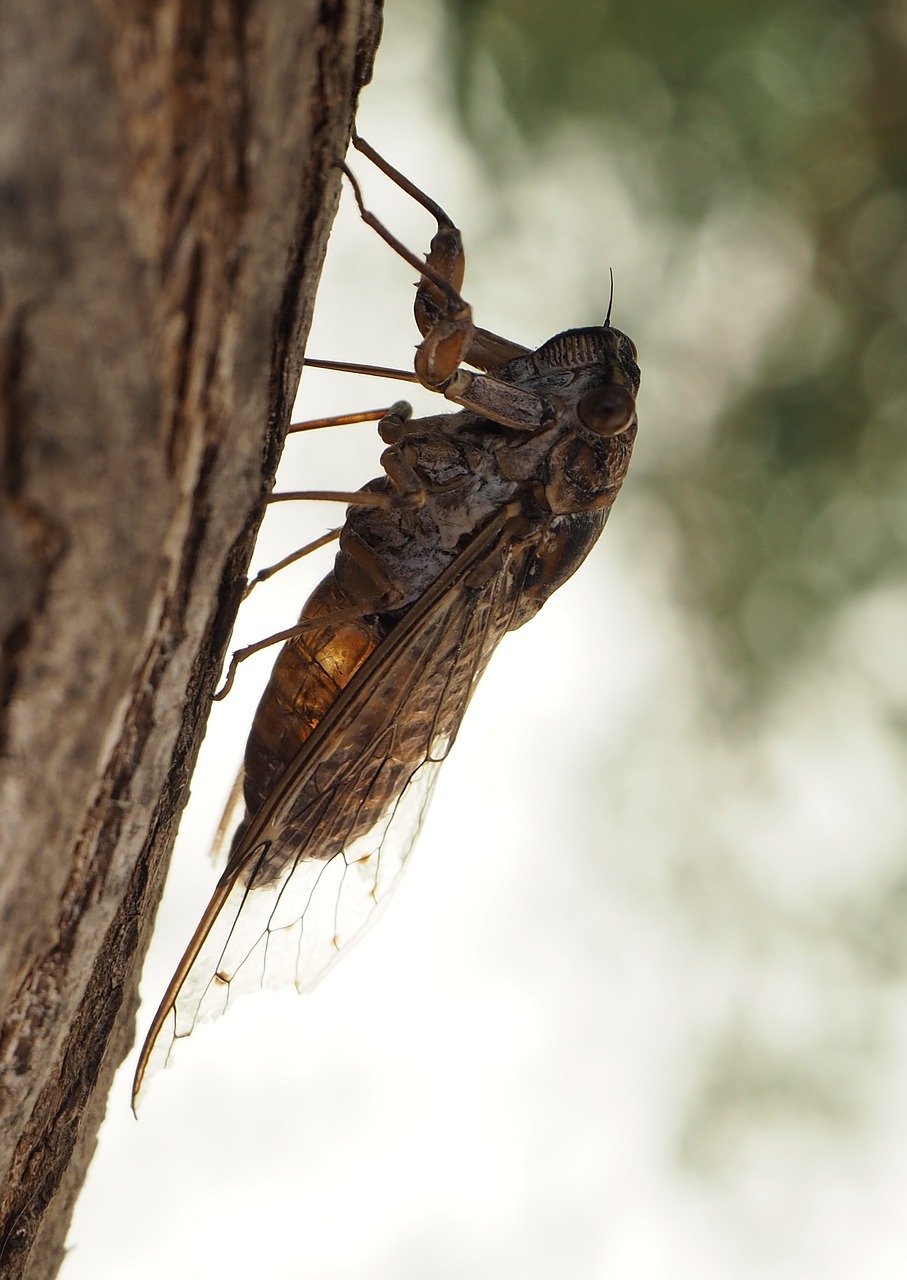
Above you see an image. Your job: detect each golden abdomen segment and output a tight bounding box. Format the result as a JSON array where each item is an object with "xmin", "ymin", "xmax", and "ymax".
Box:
[{"xmin": 239, "ymin": 574, "xmax": 384, "ymax": 827}]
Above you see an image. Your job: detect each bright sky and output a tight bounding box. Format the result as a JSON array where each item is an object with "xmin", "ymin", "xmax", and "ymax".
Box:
[{"xmin": 62, "ymin": 5, "xmax": 907, "ymax": 1278}]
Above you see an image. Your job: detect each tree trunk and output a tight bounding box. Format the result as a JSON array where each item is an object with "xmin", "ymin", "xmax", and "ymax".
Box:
[{"xmin": 0, "ymin": 2, "xmax": 383, "ymax": 1274}]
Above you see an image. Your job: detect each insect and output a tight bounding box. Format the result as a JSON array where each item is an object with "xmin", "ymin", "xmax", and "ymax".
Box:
[{"xmin": 132, "ymin": 135, "xmax": 640, "ymax": 1106}]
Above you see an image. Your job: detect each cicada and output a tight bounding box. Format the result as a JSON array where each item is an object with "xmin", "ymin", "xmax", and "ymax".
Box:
[{"xmin": 132, "ymin": 136, "xmax": 640, "ymax": 1105}]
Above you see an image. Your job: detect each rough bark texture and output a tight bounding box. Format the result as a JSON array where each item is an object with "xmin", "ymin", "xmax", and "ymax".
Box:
[{"xmin": 0, "ymin": 2, "xmax": 383, "ymax": 1275}]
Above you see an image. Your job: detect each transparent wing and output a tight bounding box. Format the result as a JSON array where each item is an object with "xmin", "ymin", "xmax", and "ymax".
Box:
[
  {"xmin": 178, "ymin": 751, "xmax": 442, "ymax": 1021},
  {"xmin": 133, "ymin": 510, "xmax": 521, "ymax": 1103}
]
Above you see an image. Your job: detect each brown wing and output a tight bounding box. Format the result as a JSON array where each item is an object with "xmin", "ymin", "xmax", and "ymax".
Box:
[{"xmin": 132, "ymin": 507, "xmax": 523, "ymax": 1105}]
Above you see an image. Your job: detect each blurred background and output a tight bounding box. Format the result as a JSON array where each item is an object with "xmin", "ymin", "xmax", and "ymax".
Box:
[{"xmin": 63, "ymin": 1, "xmax": 907, "ymax": 1276}]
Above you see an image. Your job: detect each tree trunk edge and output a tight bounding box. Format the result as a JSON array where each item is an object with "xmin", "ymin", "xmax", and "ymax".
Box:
[{"xmin": 0, "ymin": 3, "xmax": 383, "ymax": 1276}]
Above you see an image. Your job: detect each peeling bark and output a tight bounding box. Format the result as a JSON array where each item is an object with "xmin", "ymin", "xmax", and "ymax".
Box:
[{"xmin": 0, "ymin": 2, "xmax": 383, "ymax": 1274}]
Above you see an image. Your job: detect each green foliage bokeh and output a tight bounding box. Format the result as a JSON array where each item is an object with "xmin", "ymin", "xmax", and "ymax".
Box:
[{"xmin": 443, "ymin": 0, "xmax": 907, "ymax": 704}]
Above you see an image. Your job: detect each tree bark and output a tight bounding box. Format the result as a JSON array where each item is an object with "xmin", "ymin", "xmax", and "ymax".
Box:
[{"xmin": 0, "ymin": 2, "xmax": 383, "ymax": 1274}]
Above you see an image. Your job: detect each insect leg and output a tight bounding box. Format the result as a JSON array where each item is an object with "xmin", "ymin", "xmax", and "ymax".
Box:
[
  {"xmin": 352, "ymin": 132, "xmax": 456, "ymax": 232},
  {"xmin": 340, "ymin": 160, "xmax": 475, "ymax": 391},
  {"xmin": 251, "ymin": 400, "xmax": 420, "ymax": 600},
  {"xmin": 266, "ymin": 486, "xmax": 415, "ymax": 510},
  {"xmin": 216, "ymin": 604, "xmax": 383, "ymax": 701},
  {"xmin": 350, "ymin": 132, "xmax": 467, "ymax": 350},
  {"xmin": 340, "ymin": 160, "xmax": 467, "ymax": 318},
  {"xmin": 302, "ymin": 356, "xmax": 419, "ymax": 383},
  {"xmin": 287, "ymin": 406, "xmax": 396, "ymax": 434},
  {"xmin": 350, "ymin": 135, "xmax": 531, "ymax": 375},
  {"xmin": 243, "ymin": 528, "xmax": 341, "ymax": 599},
  {"xmin": 343, "ymin": 144, "xmax": 553, "ymax": 429},
  {"xmin": 222, "ymin": 444, "xmax": 426, "ymax": 699}
]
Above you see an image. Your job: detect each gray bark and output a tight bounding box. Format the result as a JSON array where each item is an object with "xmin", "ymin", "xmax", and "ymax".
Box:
[{"xmin": 0, "ymin": 1, "xmax": 383, "ymax": 1274}]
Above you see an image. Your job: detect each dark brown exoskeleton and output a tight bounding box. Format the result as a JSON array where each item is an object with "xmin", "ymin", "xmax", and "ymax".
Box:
[{"xmin": 132, "ymin": 136, "xmax": 640, "ymax": 1105}]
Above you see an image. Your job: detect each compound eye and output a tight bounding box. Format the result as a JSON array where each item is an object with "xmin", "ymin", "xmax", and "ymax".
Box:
[{"xmin": 577, "ymin": 383, "xmax": 636, "ymax": 436}]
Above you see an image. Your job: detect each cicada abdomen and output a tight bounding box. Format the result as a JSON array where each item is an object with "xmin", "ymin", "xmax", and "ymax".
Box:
[
  {"xmin": 132, "ymin": 136, "xmax": 639, "ymax": 1106},
  {"xmin": 233, "ymin": 574, "xmax": 384, "ymax": 880}
]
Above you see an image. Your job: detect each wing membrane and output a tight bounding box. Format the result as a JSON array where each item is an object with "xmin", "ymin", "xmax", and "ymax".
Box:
[
  {"xmin": 133, "ymin": 509, "xmax": 517, "ymax": 1102},
  {"xmin": 168, "ymin": 753, "xmax": 442, "ymax": 1028}
]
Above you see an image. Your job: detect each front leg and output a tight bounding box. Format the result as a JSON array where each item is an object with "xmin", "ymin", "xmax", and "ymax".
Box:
[
  {"xmin": 351, "ymin": 135, "xmax": 531, "ymax": 380},
  {"xmin": 347, "ymin": 138, "xmax": 554, "ymax": 431}
]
